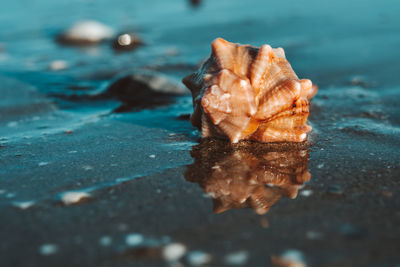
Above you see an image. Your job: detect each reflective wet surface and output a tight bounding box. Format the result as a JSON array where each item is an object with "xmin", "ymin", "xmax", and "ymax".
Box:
[{"xmin": 186, "ymin": 140, "xmax": 310, "ymax": 215}]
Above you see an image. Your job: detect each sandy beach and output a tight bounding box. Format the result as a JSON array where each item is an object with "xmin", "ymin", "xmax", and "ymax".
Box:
[{"xmin": 1, "ymin": 0, "xmax": 400, "ymax": 266}]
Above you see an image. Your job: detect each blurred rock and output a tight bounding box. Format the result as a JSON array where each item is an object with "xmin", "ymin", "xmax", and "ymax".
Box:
[
  {"xmin": 176, "ymin": 114, "xmax": 191, "ymax": 121},
  {"xmin": 189, "ymin": 0, "xmax": 202, "ymax": 7},
  {"xmin": 56, "ymin": 20, "xmax": 114, "ymax": 46},
  {"xmin": 104, "ymin": 72, "xmax": 188, "ymax": 112},
  {"xmin": 112, "ymin": 33, "xmax": 143, "ymax": 52}
]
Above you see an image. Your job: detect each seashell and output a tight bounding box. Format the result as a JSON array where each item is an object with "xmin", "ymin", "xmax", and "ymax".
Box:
[
  {"xmin": 57, "ymin": 20, "xmax": 114, "ymax": 46},
  {"xmin": 182, "ymin": 38, "xmax": 317, "ymax": 143},
  {"xmin": 185, "ymin": 139, "xmax": 310, "ymax": 215}
]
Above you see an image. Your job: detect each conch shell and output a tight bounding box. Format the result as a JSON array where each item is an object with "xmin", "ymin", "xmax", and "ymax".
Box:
[{"xmin": 183, "ymin": 38, "xmax": 317, "ymax": 143}]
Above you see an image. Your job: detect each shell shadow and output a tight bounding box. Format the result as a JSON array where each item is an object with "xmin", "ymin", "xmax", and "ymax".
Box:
[{"xmin": 185, "ymin": 139, "xmax": 311, "ymax": 215}]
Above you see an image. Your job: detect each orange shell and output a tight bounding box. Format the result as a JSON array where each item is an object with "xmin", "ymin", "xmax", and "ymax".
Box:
[{"xmin": 183, "ymin": 38, "xmax": 317, "ymax": 143}]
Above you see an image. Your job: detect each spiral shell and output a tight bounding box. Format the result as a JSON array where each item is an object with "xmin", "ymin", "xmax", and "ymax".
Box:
[{"xmin": 183, "ymin": 38, "xmax": 317, "ymax": 143}]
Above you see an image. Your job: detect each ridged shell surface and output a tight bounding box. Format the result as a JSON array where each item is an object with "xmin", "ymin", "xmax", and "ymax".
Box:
[{"xmin": 183, "ymin": 38, "xmax": 317, "ymax": 143}]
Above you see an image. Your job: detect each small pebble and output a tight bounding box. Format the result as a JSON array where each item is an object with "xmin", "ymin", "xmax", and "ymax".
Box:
[
  {"xmin": 224, "ymin": 250, "xmax": 249, "ymax": 266},
  {"xmin": 187, "ymin": 251, "xmax": 212, "ymax": 266},
  {"xmin": 125, "ymin": 233, "xmax": 144, "ymax": 246},
  {"xmin": 49, "ymin": 60, "xmax": 68, "ymax": 71},
  {"xmin": 112, "ymin": 33, "xmax": 143, "ymax": 52},
  {"xmin": 60, "ymin": 191, "xmax": 90, "ymax": 205},
  {"xmin": 12, "ymin": 201, "xmax": 35, "ymax": 210},
  {"xmin": 162, "ymin": 243, "xmax": 187, "ymax": 262},
  {"xmin": 271, "ymin": 249, "xmax": 307, "ymax": 267},
  {"xmin": 300, "ymin": 190, "xmax": 313, "ymax": 197},
  {"xmin": 39, "ymin": 244, "xmax": 58, "ymax": 255}
]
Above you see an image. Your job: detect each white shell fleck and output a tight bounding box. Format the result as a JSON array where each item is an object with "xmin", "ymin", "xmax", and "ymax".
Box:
[
  {"xmin": 224, "ymin": 250, "xmax": 249, "ymax": 266},
  {"xmin": 125, "ymin": 233, "xmax": 144, "ymax": 246},
  {"xmin": 60, "ymin": 191, "xmax": 90, "ymax": 205},
  {"xmin": 162, "ymin": 243, "xmax": 187, "ymax": 262},
  {"xmin": 39, "ymin": 244, "xmax": 58, "ymax": 256}
]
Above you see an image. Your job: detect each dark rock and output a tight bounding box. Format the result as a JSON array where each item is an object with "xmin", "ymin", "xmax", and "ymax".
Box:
[
  {"xmin": 189, "ymin": 0, "xmax": 202, "ymax": 7},
  {"xmin": 176, "ymin": 114, "xmax": 191, "ymax": 121},
  {"xmin": 104, "ymin": 73, "xmax": 189, "ymax": 112}
]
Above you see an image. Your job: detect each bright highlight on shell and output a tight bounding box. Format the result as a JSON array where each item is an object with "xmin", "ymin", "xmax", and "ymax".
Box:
[{"xmin": 183, "ymin": 38, "xmax": 317, "ymax": 143}]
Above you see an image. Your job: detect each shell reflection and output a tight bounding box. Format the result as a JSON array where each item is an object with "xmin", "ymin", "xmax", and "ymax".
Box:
[{"xmin": 185, "ymin": 140, "xmax": 310, "ymax": 215}]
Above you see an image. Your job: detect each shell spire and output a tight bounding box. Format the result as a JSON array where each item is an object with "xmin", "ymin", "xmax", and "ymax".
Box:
[{"xmin": 183, "ymin": 38, "xmax": 317, "ymax": 143}]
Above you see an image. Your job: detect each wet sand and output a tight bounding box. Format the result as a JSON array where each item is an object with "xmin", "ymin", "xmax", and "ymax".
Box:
[{"xmin": 1, "ymin": 0, "xmax": 400, "ymax": 266}]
